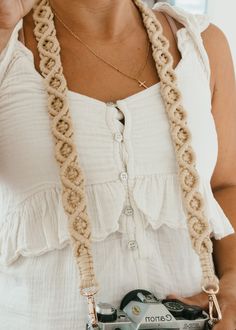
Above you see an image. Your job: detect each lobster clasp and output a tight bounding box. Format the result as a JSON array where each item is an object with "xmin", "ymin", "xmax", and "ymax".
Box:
[
  {"xmin": 202, "ymin": 286, "xmax": 222, "ymax": 326},
  {"xmin": 208, "ymin": 292, "xmax": 222, "ymax": 326}
]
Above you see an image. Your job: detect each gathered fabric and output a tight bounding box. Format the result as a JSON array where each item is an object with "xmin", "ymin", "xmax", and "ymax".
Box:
[
  {"xmin": 0, "ymin": 175, "xmax": 233, "ymax": 268},
  {"xmin": 0, "ymin": 2, "xmax": 234, "ymax": 329}
]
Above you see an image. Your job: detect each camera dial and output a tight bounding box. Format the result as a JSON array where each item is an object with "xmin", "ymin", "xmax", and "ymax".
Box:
[
  {"xmin": 162, "ymin": 299, "xmax": 185, "ymax": 317},
  {"xmin": 96, "ymin": 303, "xmax": 117, "ymax": 323},
  {"xmin": 162, "ymin": 299, "xmax": 204, "ymax": 320}
]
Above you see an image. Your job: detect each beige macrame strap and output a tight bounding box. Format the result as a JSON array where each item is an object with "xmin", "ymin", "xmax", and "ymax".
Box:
[
  {"xmin": 133, "ymin": 0, "xmax": 219, "ymax": 291},
  {"xmin": 32, "ymin": 0, "xmax": 221, "ymax": 325},
  {"xmin": 32, "ymin": 0, "xmax": 98, "ymax": 296},
  {"xmin": 133, "ymin": 0, "xmax": 221, "ymax": 322},
  {"xmin": 33, "ymin": 2, "xmax": 99, "ymax": 324}
]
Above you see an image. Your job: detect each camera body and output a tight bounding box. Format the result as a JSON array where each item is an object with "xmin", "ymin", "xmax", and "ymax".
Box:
[{"xmin": 86, "ymin": 289, "xmax": 209, "ymax": 330}]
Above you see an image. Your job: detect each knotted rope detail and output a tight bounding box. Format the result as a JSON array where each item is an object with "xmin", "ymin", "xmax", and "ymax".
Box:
[
  {"xmin": 133, "ymin": 0, "xmax": 218, "ymax": 290},
  {"xmin": 33, "ymin": 0, "xmax": 98, "ymax": 294},
  {"xmin": 33, "ymin": 0, "xmax": 219, "ymax": 294}
]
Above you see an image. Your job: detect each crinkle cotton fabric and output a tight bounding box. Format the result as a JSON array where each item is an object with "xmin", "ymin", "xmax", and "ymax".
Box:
[{"xmin": 0, "ymin": 3, "xmax": 234, "ymax": 330}]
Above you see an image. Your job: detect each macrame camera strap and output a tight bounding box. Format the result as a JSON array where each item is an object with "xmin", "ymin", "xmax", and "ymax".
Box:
[{"xmin": 32, "ymin": 0, "xmax": 221, "ymax": 326}]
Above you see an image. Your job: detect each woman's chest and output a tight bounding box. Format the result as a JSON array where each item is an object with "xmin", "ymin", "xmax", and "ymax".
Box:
[{"xmin": 0, "ymin": 49, "xmax": 216, "ymax": 190}]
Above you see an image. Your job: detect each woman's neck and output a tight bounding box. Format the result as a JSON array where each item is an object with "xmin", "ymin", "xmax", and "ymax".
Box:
[{"xmin": 49, "ymin": 0, "xmax": 143, "ymax": 41}]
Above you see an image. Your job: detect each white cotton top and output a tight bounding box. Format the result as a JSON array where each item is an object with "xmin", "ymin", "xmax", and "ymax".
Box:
[{"xmin": 0, "ymin": 3, "xmax": 234, "ymax": 330}]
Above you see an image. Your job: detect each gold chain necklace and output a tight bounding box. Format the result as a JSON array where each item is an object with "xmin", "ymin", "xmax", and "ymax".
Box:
[{"xmin": 52, "ymin": 9, "xmax": 151, "ymax": 89}]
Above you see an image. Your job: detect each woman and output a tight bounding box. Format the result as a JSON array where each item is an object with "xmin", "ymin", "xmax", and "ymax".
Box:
[{"xmin": 0, "ymin": 0, "xmax": 236, "ymax": 329}]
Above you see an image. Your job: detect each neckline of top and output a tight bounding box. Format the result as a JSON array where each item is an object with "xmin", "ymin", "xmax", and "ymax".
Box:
[
  {"xmin": 67, "ymin": 51, "xmax": 185, "ymax": 106},
  {"xmin": 17, "ymin": 12, "xmax": 188, "ymax": 107},
  {"xmin": 63, "ymin": 24, "xmax": 187, "ymax": 106}
]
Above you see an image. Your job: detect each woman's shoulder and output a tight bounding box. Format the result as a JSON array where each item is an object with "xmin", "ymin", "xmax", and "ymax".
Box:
[
  {"xmin": 151, "ymin": 2, "xmax": 230, "ymax": 94},
  {"xmin": 201, "ymin": 23, "xmax": 232, "ymax": 88},
  {"xmin": 152, "ymin": 1, "xmax": 210, "ymax": 33},
  {"xmin": 151, "ymin": 2, "xmax": 228, "ymax": 63}
]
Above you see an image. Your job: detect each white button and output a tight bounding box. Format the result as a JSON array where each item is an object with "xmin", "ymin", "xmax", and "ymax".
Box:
[
  {"xmin": 114, "ymin": 132, "xmax": 123, "ymax": 142},
  {"xmin": 128, "ymin": 240, "xmax": 138, "ymax": 250},
  {"xmin": 120, "ymin": 171, "xmax": 128, "ymax": 181},
  {"xmin": 124, "ymin": 206, "xmax": 134, "ymax": 216}
]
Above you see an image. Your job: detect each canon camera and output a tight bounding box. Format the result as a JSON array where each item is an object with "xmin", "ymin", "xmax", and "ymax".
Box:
[{"xmin": 86, "ymin": 289, "xmax": 211, "ymax": 330}]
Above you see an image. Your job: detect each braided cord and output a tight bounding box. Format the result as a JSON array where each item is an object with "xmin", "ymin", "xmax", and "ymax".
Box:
[
  {"xmin": 133, "ymin": 0, "xmax": 218, "ymax": 290},
  {"xmin": 33, "ymin": 0, "xmax": 98, "ymax": 294},
  {"xmin": 32, "ymin": 0, "xmax": 218, "ymax": 294}
]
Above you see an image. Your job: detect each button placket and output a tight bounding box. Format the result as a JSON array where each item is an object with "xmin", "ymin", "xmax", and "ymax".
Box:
[
  {"xmin": 111, "ymin": 102, "xmax": 138, "ymax": 253},
  {"xmin": 125, "ymin": 217, "xmax": 138, "ymax": 251},
  {"xmin": 108, "ymin": 103, "xmax": 127, "ymax": 169},
  {"xmin": 109, "ymin": 102, "xmax": 124, "ymax": 145}
]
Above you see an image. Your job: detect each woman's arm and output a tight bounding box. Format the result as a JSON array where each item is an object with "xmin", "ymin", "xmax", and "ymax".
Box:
[
  {"xmin": 171, "ymin": 24, "xmax": 236, "ymax": 329},
  {"xmin": 203, "ymin": 22, "xmax": 236, "ymax": 280},
  {"xmin": 205, "ymin": 23, "xmax": 236, "ymax": 329},
  {"xmin": 168, "ymin": 24, "xmax": 236, "ymax": 329}
]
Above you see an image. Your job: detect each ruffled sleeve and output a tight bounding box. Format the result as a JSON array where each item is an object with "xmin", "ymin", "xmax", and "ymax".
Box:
[
  {"xmin": 152, "ymin": 2, "xmax": 211, "ymax": 81},
  {"xmin": 193, "ymin": 14, "xmax": 210, "ymax": 33},
  {"xmin": 0, "ymin": 20, "xmax": 22, "ymax": 85}
]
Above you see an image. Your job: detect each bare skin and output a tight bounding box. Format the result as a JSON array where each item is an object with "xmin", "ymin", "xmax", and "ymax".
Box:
[
  {"xmin": 1, "ymin": 0, "xmax": 236, "ymax": 328},
  {"xmin": 23, "ymin": 0, "xmax": 183, "ymax": 102}
]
